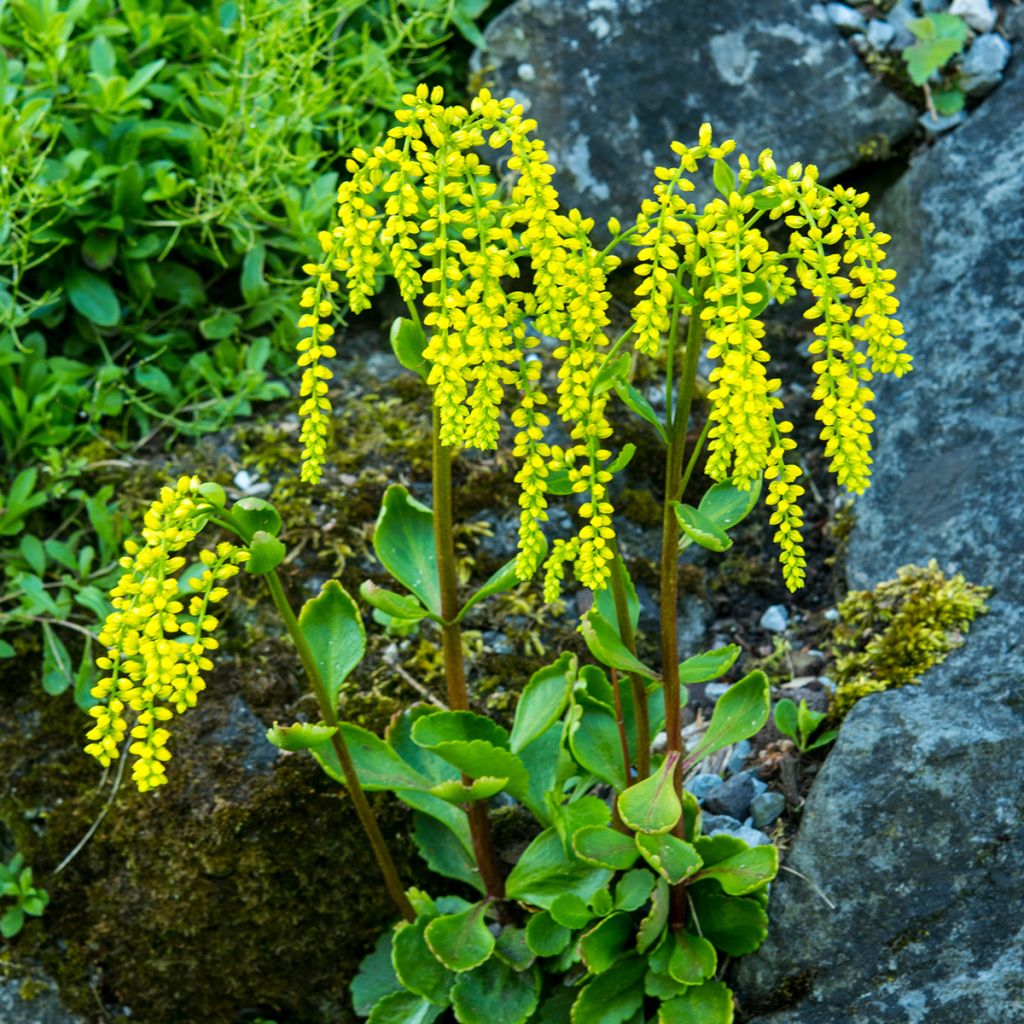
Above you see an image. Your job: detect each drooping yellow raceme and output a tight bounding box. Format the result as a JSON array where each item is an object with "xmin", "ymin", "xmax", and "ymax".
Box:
[
  {"xmin": 297, "ymin": 85, "xmax": 623, "ymax": 590},
  {"xmin": 630, "ymin": 127, "xmax": 909, "ymax": 590},
  {"xmin": 84, "ymin": 477, "xmax": 248, "ymax": 791}
]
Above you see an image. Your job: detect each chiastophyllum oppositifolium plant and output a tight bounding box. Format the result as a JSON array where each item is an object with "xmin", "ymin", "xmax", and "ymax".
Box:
[{"xmin": 83, "ymin": 85, "xmax": 910, "ymax": 1023}]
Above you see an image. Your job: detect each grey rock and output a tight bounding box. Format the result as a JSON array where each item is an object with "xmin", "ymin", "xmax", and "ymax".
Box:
[
  {"xmin": 0, "ymin": 977, "xmax": 83, "ymax": 1024},
  {"xmin": 1006, "ymin": 5, "xmax": 1024, "ymax": 41},
  {"xmin": 685, "ymin": 771, "xmax": 723, "ymax": 803},
  {"xmin": 705, "ymin": 681, "xmax": 731, "ymax": 701},
  {"xmin": 886, "ymin": 0, "xmax": 920, "ymax": 48},
  {"xmin": 918, "ymin": 109, "xmax": 966, "ymax": 134},
  {"xmin": 961, "ymin": 33, "xmax": 1011, "ymax": 97},
  {"xmin": 726, "ymin": 739, "xmax": 752, "ymax": 775},
  {"xmin": 750, "ymin": 790, "xmax": 786, "ymax": 829},
  {"xmin": 866, "ymin": 18, "xmax": 896, "ymax": 50},
  {"xmin": 477, "ymin": 0, "xmax": 916, "ymax": 236},
  {"xmin": 704, "ymin": 771, "xmax": 758, "ymax": 820},
  {"xmin": 847, "ymin": 31, "xmax": 871, "ymax": 57},
  {"xmin": 739, "ymin": 58, "xmax": 1024, "ymax": 1024},
  {"xmin": 919, "ymin": 0, "xmax": 948, "ymax": 10},
  {"xmin": 702, "ymin": 814, "xmax": 771, "ymax": 846},
  {"xmin": 759, "ymin": 604, "xmax": 789, "ymax": 632},
  {"xmin": 950, "ymin": 0, "xmax": 996, "ymax": 33},
  {"xmin": 826, "ymin": 2, "xmax": 866, "ymax": 35}
]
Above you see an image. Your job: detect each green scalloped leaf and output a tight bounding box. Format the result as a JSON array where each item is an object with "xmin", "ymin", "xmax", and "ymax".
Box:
[
  {"xmin": 658, "ymin": 979, "xmax": 734, "ymax": 1024},
  {"xmin": 360, "ymin": 581, "xmax": 432, "ymax": 622},
  {"xmin": 549, "ymin": 893, "xmax": 596, "ymax": 930},
  {"xmin": 618, "ymin": 755, "xmax": 681, "ymax": 835},
  {"xmin": 391, "ymin": 917, "xmax": 450, "ymax": 1005},
  {"xmin": 688, "ymin": 888, "xmax": 768, "ymax": 957},
  {"xmin": 580, "ymin": 608, "xmax": 659, "ymax": 679},
  {"xmin": 411, "ymin": 812, "xmax": 483, "ymax": 894},
  {"xmin": 374, "ymin": 485, "xmax": 441, "ymax": 615},
  {"xmin": 634, "ymin": 832, "xmax": 702, "ymax": 885},
  {"xmin": 692, "ymin": 844, "xmax": 778, "ymax": 896},
  {"xmin": 266, "ymin": 720, "xmax": 336, "ymax": 752},
  {"xmin": 673, "ymin": 503, "xmax": 732, "ymax": 552},
  {"xmin": 685, "ymin": 671, "xmax": 770, "ymax": 767},
  {"xmin": 368, "ymin": 991, "xmax": 445, "ymax": 1024},
  {"xmin": 425, "ymin": 902, "xmax": 495, "ymax": 972},
  {"xmin": 450, "ymin": 957, "xmax": 539, "ymax": 1024},
  {"xmin": 525, "ymin": 910, "xmax": 571, "ymax": 957},
  {"xmin": 429, "ymin": 776, "xmax": 508, "ymax": 804},
  {"xmin": 636, "ymin": 877, "xmax": 669, "ymax": 953},
  {"xmin": 570, "ymin": 955, "xmax": 645, "ymax": 1024},
  {"xmin": 352, "ymin": 930, "xmax": 400, "ymax": 1016},
  {"xmin": 678, "ymin": 644, "xmax": 741, "ymax": 684},
  {"xmin": 697, "ymin": 477, "xmax": 762, "ymax": 531},
  {"xmin": 572, "ymin": 825, "xmax": 641, "ymax": 871},
  {"xmin": 245, "ymin": 530, "xmax": 286, "ymax": 574},
  {"xmin": 667, "ymin": 929, "xmax": 717, "ymax": 986},
  {"xmin": 505, "ymin": 829, "xmax": 612, "ymax": 911},
  {"xmin": 578, "ymin": 912, "xmax": 633, "ymax": 975},
  {"xmin": 509, "ymin": 653, "xmax": 575, "ymax": 754},
  {"xmin": 495, "ymin": 927, "xmax": 535, "ymax": 972},
  {"xmin": 615, "ymin": 869, "xmax": 656, "ymax": 912},
  {"xmin": 568, "ymin": 701, "xmax": 629, "ymax": 791},
  {"xmin": 312, "ymin": 722, "xmax": 430, "ymax": 791}
]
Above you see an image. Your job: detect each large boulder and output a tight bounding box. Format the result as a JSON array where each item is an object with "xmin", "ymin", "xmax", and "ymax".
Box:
[
  {"xmin": 736, "ymin": 56, "xmax": 1024, "ymax": 1024},
  {"xmin": 477, "ymin": 0, "xmax": 915, "ymax": 231}
]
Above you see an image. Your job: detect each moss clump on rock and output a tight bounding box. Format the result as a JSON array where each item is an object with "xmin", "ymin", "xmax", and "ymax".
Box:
[{"xmin": 829, "ymin": 561, "xmax": 990, "ymax": 720}]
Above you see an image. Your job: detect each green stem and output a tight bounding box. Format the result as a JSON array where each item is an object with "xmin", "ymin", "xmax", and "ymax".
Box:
[
  {"xmin": 431, "ymin": 408, "xmax": 506, "ymax": 903},
  {"xmin": 608, "ymin": 551, "xmax": 650, "ymax": 780},
  {"xmin": 264, "ymin": 570, "xmax": 414, "ymax": 923},
  {"xmin": 660, "ymin": 290, "xmax": 705, "ymax": 929}
]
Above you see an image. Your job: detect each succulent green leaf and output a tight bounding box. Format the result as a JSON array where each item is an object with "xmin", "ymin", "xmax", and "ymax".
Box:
[
  {"xmin": 618, "ymin": 754, "xmax": 681, "ymax": 834},
  {"xmin": 450, "ymin": 957, "xmax": 539, "ymax": 1024},
  {"xmin": 298, "ymin": 580, "xmax": 365, "ymax": 709},
  {"xmin": 773, "ymin": 698, "xmax": 798, "ymax": 743},
  {"xmin": 712, "ymin": 159, "xmax": 736, "ymax": 197},
  {"xmin": 374, "ymin": 486, "xmax": 442, "ymax": 615},
  {"xmin": 636, "ymin": 877, "xmax": 669, "ymax": 953},
  {"xmin": 392, "ymin": 917, "xmax": 451, "ymax": 1004},
  {"xmin": 580, "ymin": 608, "xmax": 659, "ymax": 679},
  {"xmin": 692, "ymin": 845, "xmax": 778, "ymax": 896},
  {"xmin": 311, "ymin": 721, "xmax": 430, "ymax": 791},
  {"xmin": 694, "ymin": 834, "xmax": 749, "ymax": 867},
  {"xmin": 509, "ymin": 653, "xmax": 575, "ymax": 754},
  {"xmin": 685, "ymin": 671, "xmax": 770, "ymax": 767},
  {"xmin": 688, "ymin": 888, "xmax": 769, "ymax": 957},
  {"xmin": 570, "ymin": 955, "xmax": 645, "ymax": 1024},
  {"xmin": 667, "ymin": 930, "xmax": 717, "ymax": 986},
  {"xmin": 572, "ymin": 826, "xmax": 641, "ymax": 871},
  {"xmin": 412, "ymin": 812, "xmax": 483, "ymax": 894},
  {"xmin": 568, "ymin": 701, "xmax": 629, "ymax": 791},
  {"xmin": 697, "ymin": 477, "xmax": 762, "ymax": 531},
  {"xmin": 593, "ymin": 560, "xmax": 640, "ymax": 634},
  {"xmin": 429, "ymin": 776, "xmax": 508, "ymax": 803},
  {"xmin": 390, "ymin": 316, "xmax": 429, "ymax": 379},
  {"xmin": 425, "ymin": 902, "xmax": 495, "ymax": 972},
  {"xmin": 457, "ymin": 541, "xmax": 547, "ymax": 622},
  {"xmin": 673, "ymin": 503, "xmax": 732, "ymax": 552},
  {"xmin": 615, "ymin": 380, "xmax": 669, "ymax": 442},
  {"xmin": 197, "ymin": 481, "xmax": 227, "ymax": 507},
  {"xmin": 634, "ymin": 832, "xmax": 703, "ymax": 885},
  {"xmin": 360, "ymin": 582, "xmax": 432, "ymax": 623},
  {"xmin": 678, "ymin": 644, "xmax": 741, "ymax": 684},
  {"xmin": 796, "ymin": 699, "xmax": 826, "ymax": 745},
  {"xmin": 525, "ymin": 910, "xmax": 571, "ymax": 957},
  {"xmin": 658, "ymin": 980, "xmax": 734, "ymax": 1024},
  {"xmin": 245, "ymin": 530, "xmax": 286, "ymax": 574},
  {"xmin": 352, "ymin": 931, "xmax": 401, "ymax": 1016},
  {"xmin": 578, "ymin": 912, "xmax": 634, "ymax": 975},
  {"xmin": 231, "ymin": 496, "xmax": 282, "ymax": 539},
  {"xmin": 517, "ymin": 722, "xmax": 567, "ymax": 825},
  {"xmin": 905, "ymin": 14, "xmax": 969, "ymax": 86},
  {"xmin": 494, "ymin": 927, "xmax": 535, "ymax": 972},
  {"xmin": 412, "ymin": 709, "xmax": 509, "ymax": 749},
  {"xmin": 805, "ymin": 728, "xmax": 839, "ymax": 751},
  {"xmin": 549, "ymin": 893, "xmax": 596, "ymax": 930},
  {"xmin": 615, "ymin": 868, "xmax": 656, "ymax": 912},
  {"xmin": 505, "ymin": 828, "xmax": 612, "ymax": 910},
  {"xmin": 368, "ymin": 991, "xmax": 445, "ymax": 1024},
  {"xmin": 265, "ymin": 720, "xmax": 337, "ymax": 751}
]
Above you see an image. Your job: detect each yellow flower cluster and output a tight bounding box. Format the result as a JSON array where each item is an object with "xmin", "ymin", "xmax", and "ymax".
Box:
[
  {"xmin": 298, "ymin": 84, "xmax": 624, "ymax": 590},
  {"xmin": 631, "ymin": 127, "xmax": 908, "ymax": 589},
  {"xmin": 84, "ymin": 477, "xmax": 248, "ymax": 792}
]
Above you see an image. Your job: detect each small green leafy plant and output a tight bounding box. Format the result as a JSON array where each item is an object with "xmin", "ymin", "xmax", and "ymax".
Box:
[
  {"xmin": 903, "ymin": 12, "xmax": 970, "ymax": 116},
  {"xmin": 83, "ymin": 86, "xmax": 910, "ymax": 1022},
  {"xmin": 0, "ymin": 853, "xmax": 49, "ymax": 939},
  {"xmin": 773, "ymin": 698, "xmax": 837, "ymax": 754}
]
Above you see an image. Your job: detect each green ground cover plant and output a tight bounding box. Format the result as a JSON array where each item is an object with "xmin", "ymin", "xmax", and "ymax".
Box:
[
  {"xmin": 81, "ymin": 85, "xmax": 911, "ymax": 1021},
  {"xmin": 0, "ymin": 851, "xmax": 49, "ymax": 939},
  {"xmin": 0, "ymin": 0, "xmax": 489, "ymax": 699}
]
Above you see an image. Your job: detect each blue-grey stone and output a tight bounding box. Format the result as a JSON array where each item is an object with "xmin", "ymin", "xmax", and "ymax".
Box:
[
  {"xmin": 961, "ymin": 33, "xmax": 1011, "ymax": 97},
  {"xmin": 705, "ymin": 681, "xmax": 730, "ymax": 701},
  {"xmin": 950, "ymin": 0, "xmax": 996, "ymax": 33},
  {"xmin": 685, "ymin": 772, "xmax": 723, "ymax": 803},
  {"xmin": 750, "ymin": 790, "xmax": 786, "ymax": 829},
  {"xmin": 477, "ymin": 0, "xmax": 915, "ymax": 239},
  {"xmin": 826, "ymin": 2, "xmax": 866, "ymax": 35},
  {"xmin": 703, "ymin": 814, "xmax": 771, "ymax": 846},
  {"xmin": 739, "ymin": 56, "xmax": 1024, "ymax": 1024},
  {"xmin": 918, "ymin": 109, "xmax": 966, "ymax": 135},
  {"xmin": 726, "ymin": 739, "xmax": 752, "ymax": 775},
  {"xmin": 704, "ymin": 771, "xmax": 758, "ymax": 820},
  {"xmin": 866, "ymin": 18, "xmax": 896, "ymax": 50},
  {"xmin": 759, "ymin": 604, "xmax": 789, "ymax": 632}
]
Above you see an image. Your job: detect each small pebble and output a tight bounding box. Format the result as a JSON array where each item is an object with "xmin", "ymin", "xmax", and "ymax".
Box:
[
  {"xmin": 819, "ymin": 675, "xmax": 837, "ymax": 693},
  {"xmin": 685, "ymin": 773, "xmax": 722, "ymax": 803},
  {"xmin": 760, "ymin": 604, "xmax": 789, "ymax": 633},
  {"xmin": 961, "ymin": 33, "xmax": 1011, "ymax": 97},
  {"xmin": 826, "ymin": 2, "xmax": 866, "ymax": 35},
  {"xmin": 727, "ymin": 739, "xmax": 752, "ymax": 776},
  {"xmin": 705, "ymin": 773, "xmax": 758, "ymax": 820},
  {"xmin": 745, "ymin": 771, "xmax": 769, "ymax": 798},
  {"xmin": 950, "ymin": 0, "xmax": 997, "ymax": 34},
  {"xmin": 919, "ymin": 110, "xmax": 966, "ymax": 134},
  {"xmin": 517, "ymin": 62, "xmax": 537, "ymax": 82},
  {"xmin": 866, "ymin": 19, "xmax": 896, "ymax": 51},
  {"xmin": 702, "ymin": 814, "xmax": 771, "ymax": 846},
  {"xmin": 886, "ymin": 0, "xmax": 920, "ymax": 48},
  {"xmin": 750, "ymin": 790, "xmax": 787, "ymax": 829},
  {"xmin": 919, "ymin": 0, "xmax": 947, "ymax": 10},
  {"xmin": 705, "ymin": 682, "xmax": 730, "ymax": 702},
  {"xmin": 824, "ymin": 608, "xmax": 840, "ymax": 622},
  {"xmin": 849, "ymin": 32, "xmax": 871, "ymax": 57}
]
